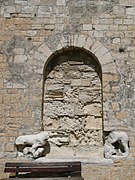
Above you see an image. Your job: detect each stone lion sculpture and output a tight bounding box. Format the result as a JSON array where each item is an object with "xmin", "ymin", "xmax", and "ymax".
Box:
[
  {"xmin": 104, "ymin": 131, "xmax": 129, "ymax": 159},
  {"xmin": 15, "ymin": 131, "xmax": 49, "ymax": 158}
]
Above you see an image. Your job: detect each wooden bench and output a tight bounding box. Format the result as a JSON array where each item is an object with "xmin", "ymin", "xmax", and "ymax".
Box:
[{"xmin": 4, "ymin": 162, "xmax": 83, "ymax": 179}]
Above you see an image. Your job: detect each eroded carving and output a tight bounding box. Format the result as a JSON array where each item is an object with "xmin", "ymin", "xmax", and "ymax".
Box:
[
  {"xmin": 15, "ymin": 131, "xmax": 49, "ymax": 158},
  {"xmin": 104, "ymin": 131, "xmax": 129, "ymax": 159}
]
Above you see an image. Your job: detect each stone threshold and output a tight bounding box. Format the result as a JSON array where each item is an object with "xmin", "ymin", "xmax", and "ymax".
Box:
[{"xmin": 35, "ymin": 158, "xmax": 113, "ymax": 166}]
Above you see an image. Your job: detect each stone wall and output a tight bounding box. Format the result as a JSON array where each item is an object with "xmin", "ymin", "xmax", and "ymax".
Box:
[{"xmin": 0, "ymin": 0, "xmax": 135, "ymax": 179}]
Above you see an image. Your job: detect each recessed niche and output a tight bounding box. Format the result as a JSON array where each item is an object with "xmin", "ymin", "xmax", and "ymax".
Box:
[{"xmin": 42, "ymin": 47, "xmax": 103, "ymax": 158}]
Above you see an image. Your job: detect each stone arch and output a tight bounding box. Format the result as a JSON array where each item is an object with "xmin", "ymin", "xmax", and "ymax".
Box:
[
  {"xmin": 37, "ymin": 34, "xmax": 116, "ymax": 75},
  {"xmin": 37, "ymin": 34, "xmax": 117, "ymax": 132},
  {"xmin": 37, "ymin": 34, "xmax": 117, "ymax": 88}
]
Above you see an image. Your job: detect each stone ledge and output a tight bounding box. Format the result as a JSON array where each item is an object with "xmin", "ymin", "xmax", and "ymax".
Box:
[{"xmin": 35, "ymin": 158, "xmax": 113, "ymax": 166}]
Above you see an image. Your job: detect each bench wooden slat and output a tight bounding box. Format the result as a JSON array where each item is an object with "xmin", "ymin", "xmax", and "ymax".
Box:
[
  {"xmin": 5, "ymin": 162, "xmax": 81, "ymax": 167},
  {"xmin": 5, "ymin": 167, "xmax": 80, "ymax": 173}
]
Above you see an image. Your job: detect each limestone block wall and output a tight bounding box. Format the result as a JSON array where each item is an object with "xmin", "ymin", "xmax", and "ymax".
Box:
[{"xmin": 0, "ymin": 0, "xmax": 135, "ymax": 179}]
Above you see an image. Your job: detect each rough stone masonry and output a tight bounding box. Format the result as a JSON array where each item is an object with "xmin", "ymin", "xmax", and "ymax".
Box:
[{"xmin": 0, "ymin": 0, "xmax": 135, "ymax": 179}]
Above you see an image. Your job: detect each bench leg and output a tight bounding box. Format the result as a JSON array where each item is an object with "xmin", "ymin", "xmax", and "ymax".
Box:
[
  {"xmin": 9, "ymin": 172, "xmax": 18, "ymax": 178},
  {"xmin": 10, "ymin": 168, "xmax": 19, "ymax": 178},
  {"xmin": 15, "ymin": 172, "xmax": 19, "ymax": 178}
]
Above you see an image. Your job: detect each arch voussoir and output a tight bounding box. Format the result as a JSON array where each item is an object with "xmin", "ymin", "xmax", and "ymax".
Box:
[
  {"xmin": 84, "ymin": 36, "xmax": 95, "ymax": 50},
  {"xmin": 102, "ymin": 62, "xmax": 117, "ymax": 74},
  {"xmin": 40, "ymin": 33, "xmax": 117, "ymax": 75},
  {"xmin": 38, "ymin": 44, "xmax": 53, "ymax": 58},
  {"xmin": 90, "ymin": 41, "xmax": 103, "ymax": 54},
  {"xmin": 76, "ymin": 34, "xmax": 87, "ymax": 48}
]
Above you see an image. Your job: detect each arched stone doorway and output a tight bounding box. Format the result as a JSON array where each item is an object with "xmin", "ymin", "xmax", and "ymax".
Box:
[{"xmin": 42, "ymin": 47, "xmax": 103, "ymax": 158}]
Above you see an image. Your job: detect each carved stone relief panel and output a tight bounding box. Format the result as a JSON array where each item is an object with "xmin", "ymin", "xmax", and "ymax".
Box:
[{"xmin": 104, "ymin": 131, "xmax": 129, "ymax": 159}]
